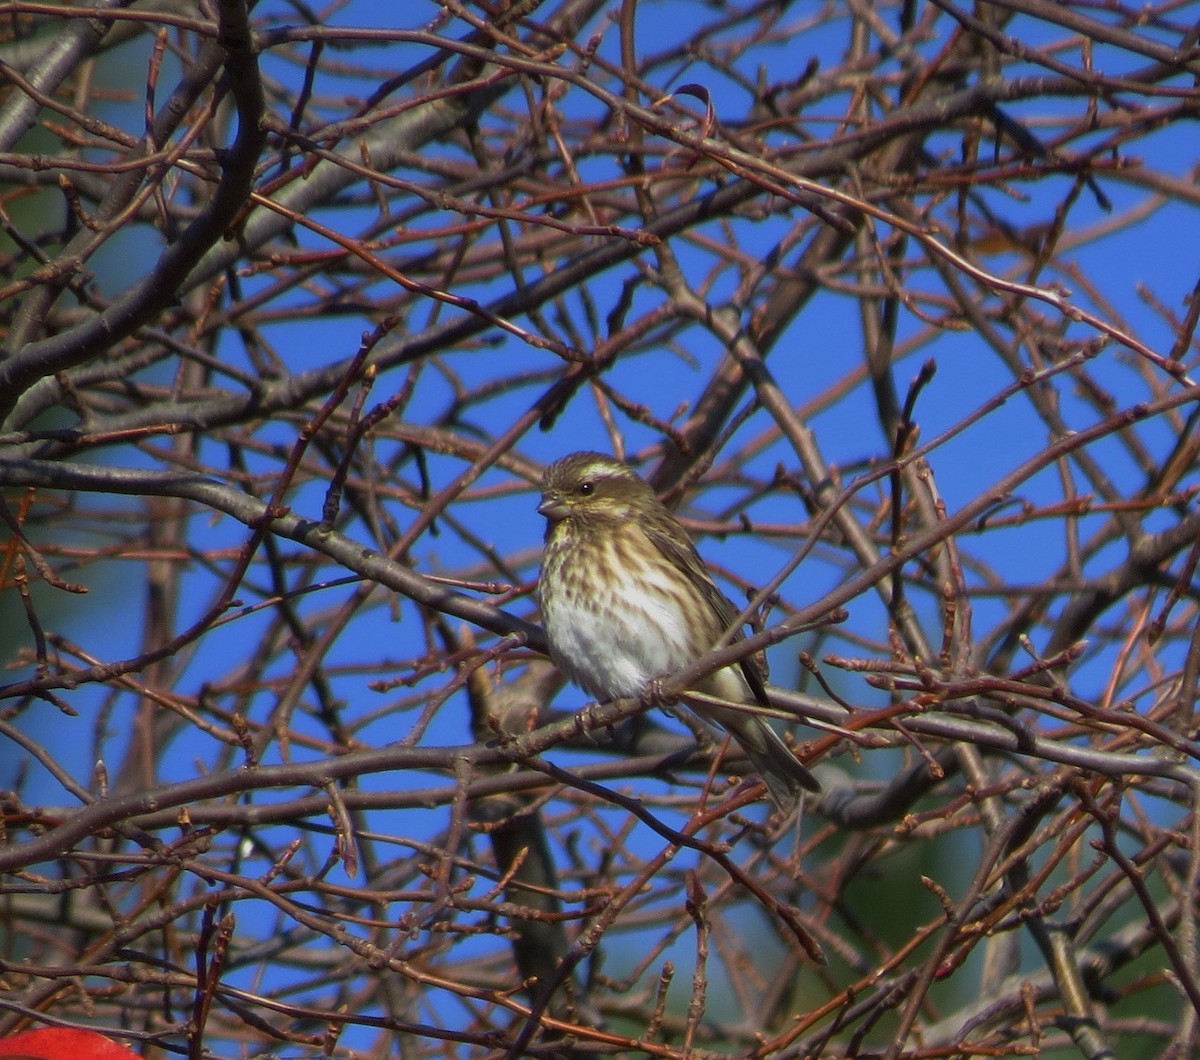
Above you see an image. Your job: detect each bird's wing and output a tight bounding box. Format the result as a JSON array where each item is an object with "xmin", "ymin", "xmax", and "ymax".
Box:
[{"xmin": 641, "ymin": 519, "xmax": 771, "ymax": 707}]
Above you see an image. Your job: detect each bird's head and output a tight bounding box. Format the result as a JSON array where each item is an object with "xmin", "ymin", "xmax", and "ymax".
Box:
[{"xmin": 537, "ymin": 451, "xmax": 654, "ymax": 527}]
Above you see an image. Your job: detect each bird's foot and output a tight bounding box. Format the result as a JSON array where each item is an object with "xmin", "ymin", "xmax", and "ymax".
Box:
[
  {"xmin": 640, "ymin": 676, "xmax": 678, "ymax": 711},
  {"xmin": 574, "ymin": 700, "xmax": 603, "ymax": 740}
]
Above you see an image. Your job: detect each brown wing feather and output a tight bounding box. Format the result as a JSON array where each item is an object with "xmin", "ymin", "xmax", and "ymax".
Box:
[{"xmin": 640, "ymin": 514, "xmax": 770, "ymax": 707}]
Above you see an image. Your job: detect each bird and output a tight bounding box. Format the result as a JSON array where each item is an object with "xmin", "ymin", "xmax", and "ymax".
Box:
[{"xmin": 536, "ymin": 451, "xmax": 819, "ymax": 810}]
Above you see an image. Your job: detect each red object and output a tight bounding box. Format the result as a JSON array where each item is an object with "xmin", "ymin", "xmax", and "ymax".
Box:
[{"xmin": 0, "ymin": 1028, "xmax": 140, "ymax": 1059}]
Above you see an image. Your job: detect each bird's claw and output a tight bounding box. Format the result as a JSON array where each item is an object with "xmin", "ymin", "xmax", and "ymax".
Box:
[
  {"xmin": 640, "ymin": 676, "xmax": 677, "ymax": 710},
  {"xmin": 574, "ymin": 701, "xmax": 602, "ymax": 740}
]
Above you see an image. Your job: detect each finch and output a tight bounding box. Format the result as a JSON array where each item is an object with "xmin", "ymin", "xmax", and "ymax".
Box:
[{"xmin": 536, "ymin": 451, "xmax": 818, "ymax": 810}]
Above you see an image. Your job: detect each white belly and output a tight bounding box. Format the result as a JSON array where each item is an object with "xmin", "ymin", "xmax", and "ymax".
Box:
[{"xmin": 543, "ymin": 566, "xmax": 694, "ymax": 700}]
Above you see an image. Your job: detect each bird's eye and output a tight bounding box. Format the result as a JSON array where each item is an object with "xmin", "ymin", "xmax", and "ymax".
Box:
[{"xmin": 577, "ymin": 481, "xmax": 594, "ymax": 496}]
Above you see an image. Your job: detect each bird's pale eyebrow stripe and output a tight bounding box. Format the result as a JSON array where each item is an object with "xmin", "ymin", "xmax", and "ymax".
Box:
[{"xmin": 581, "ymin": 462, "xmax": 621, "ymax": 479}]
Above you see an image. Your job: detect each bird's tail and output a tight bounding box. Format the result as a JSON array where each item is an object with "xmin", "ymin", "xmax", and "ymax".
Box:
[
  {"xmin": 742, "ymin": 718, "xmax": 820, "ymax": 810},
  {"xmin": 705, "ymin": 706, "xmax": 820, "ymax": 811}
]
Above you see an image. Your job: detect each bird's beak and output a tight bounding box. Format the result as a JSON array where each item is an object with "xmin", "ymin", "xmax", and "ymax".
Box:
[{"xmin": 537, "ymin": 493, "xmax": 569, "ymax": 521}]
